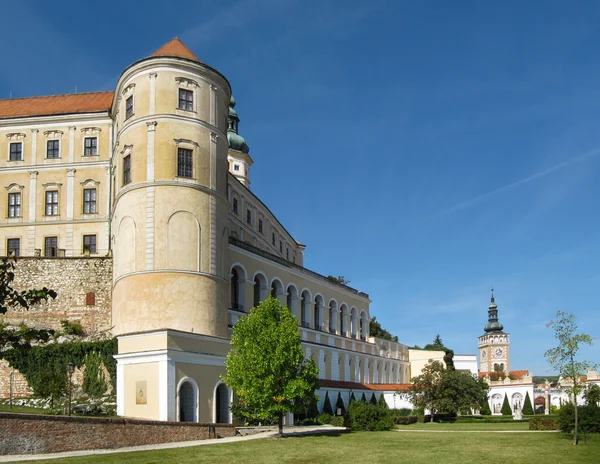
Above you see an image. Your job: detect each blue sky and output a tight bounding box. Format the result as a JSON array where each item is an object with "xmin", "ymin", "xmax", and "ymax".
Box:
[{"xmin": 2, "ymin": 0, "xmax": 599, "ymax": 376}]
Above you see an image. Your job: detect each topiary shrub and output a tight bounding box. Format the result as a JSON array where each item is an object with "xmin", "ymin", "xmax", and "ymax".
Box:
[
  {"xmin": 369, "ymin": 393, "xmax": 378, "ymax": 405},
  {"xmin": 522, "ymin": 392, "xmax": 534, "ymax": 415},
  {"xmin": 529, "ymin": 417, "xmax": 559, "ymax": 430},
  {"xmin": 395, "ymin": 415, "xmax": 418, "ymax": 425},
  {"xmin": 347, "ymin": 402, "xmax": 394, "ymax": 431},
  {"xmin": 322, "ymin": 391, "xmax": 334, "ymax": 415},
  {"xmin": 501, "ymin": 394, "xmax": 512, "ymax": 416},
  {"xmin": 480, "ymin": 399, "xmax": 491, "ymax": 416},
  {"xmin": 378, "ymin": 393, "xmax": 388, "ymax": 409},
  {"xmin": 336, "ymin": 392, "xmax": 346, "ymax": 416},
  {"xmin": 350, "ymin": 392, "xmax": 356, "ymax": 404},
  {"xmin": 360, "ymin": 392, "xmax": 367, "ymax": 403}
]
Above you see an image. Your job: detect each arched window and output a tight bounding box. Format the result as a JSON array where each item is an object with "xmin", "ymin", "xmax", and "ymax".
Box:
[
  {"xmin": 231, "ymin": 268, "xmax": 240, "ymax": 310},
  {"xmin": 253, "ymin": 273, "xmax": 267, "ymax": 308},
  {"xmin": 314, "ymin": 296, "xmax": 323, "ymax": 330},
  {"xmin": 215, "ymin": 383, "xmax": 231, "ymax": 424},
  {"xmin": 329, "ymin": 300, "xmax": 337, "ymax": 333}
]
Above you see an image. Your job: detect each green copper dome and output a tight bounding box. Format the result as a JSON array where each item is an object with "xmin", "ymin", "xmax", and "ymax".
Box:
[
  {"xmin": 484, "ymin": 292, "xmax": 504, "ymax": 333},
  {"xmin": 227, "ymin": 95, "xmax": 249, "ymax": 154}
]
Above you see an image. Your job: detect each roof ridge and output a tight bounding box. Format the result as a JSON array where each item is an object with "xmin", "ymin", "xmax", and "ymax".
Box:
[{"xmin": 0, "ymin": 90, "xmax": 114, "ymax": 103}]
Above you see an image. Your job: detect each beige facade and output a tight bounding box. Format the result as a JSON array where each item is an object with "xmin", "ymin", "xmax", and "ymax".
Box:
[{"xmin": 0, "ymin": 38, "xmax": 411, "ymax": 423}]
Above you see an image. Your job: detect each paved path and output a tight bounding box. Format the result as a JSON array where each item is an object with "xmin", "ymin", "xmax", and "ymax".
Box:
[{"xmin": 0, "ymin": 426, "xmax": 346, "ymax": 463}]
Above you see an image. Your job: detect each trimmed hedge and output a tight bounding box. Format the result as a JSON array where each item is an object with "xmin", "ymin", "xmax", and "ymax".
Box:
[
  {"xmin": 395, "ymin": 415, "xmax": 419, "ymax": 425},
  {"xmin": 529, "ymin": 417, "xmax": 559, "ymax": 430}
]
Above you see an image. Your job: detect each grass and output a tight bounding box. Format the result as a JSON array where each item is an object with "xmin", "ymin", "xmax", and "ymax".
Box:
[
  {"xmin": 396, "ymin": 422, "xmax": 531, "ymax": 431},
  {"xmin": 26, "ymin": 427, "xmax": 600, "ymax": 464},
  {"xmin": 0, "ymin": 403, "xmax": 47, "ymax": 414}
]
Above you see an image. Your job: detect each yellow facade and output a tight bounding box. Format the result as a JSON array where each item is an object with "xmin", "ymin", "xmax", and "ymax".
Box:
[{"xmin": 0, "ymin": 39, "xmax": 411, "ymax": 423}]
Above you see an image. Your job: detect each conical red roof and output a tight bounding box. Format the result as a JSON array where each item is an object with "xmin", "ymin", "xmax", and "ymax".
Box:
[{"xmin": 151, "ymin": 38, "xmax": 201, "ymax": 62}]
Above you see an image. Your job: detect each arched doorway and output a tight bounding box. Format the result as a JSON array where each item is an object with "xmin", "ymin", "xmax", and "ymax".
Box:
[
  {"xmin": 215, "ymin": 383, "xmax": 231, "ymax": 424},
  {"xmin": 178, "ymin": 380, "xmax": 198, "ymax": 422}
]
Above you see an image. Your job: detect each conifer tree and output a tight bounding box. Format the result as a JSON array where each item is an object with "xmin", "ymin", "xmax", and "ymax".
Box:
[
  {"xmin": 501, "ymin": 394, "xmax": 512, "ymax": 416},
  {"xmin": 370, "ymin": 393, "xmax": 378, "ymax": 405},
  {"xmin": 323, "ymin": 391, "xmax": 334, "ymax": 415},
  {"xmin": 335, "ymin": 392, "xmax": 346, "ymax": 416},
  {"xmin": 361, "ymin": 392, "xmax": 367, "ymax": 403},
  {"xmin": 378, "ymin": 393, "xmax": 388, "ymax": 408},
  {"xmin": 480, "ymin": 399, "xmax": 491, "ymax": 415},
  {"xmin": 350, "ymin": 392, "xmax": 356, "ymax": 404},
  {"xmin": 522, "ymin": 392, "xmax": 534, "ymax": 415}
]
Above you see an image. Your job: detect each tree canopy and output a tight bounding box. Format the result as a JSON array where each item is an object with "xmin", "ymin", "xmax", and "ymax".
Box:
[
  {"xmin": 369, "ymin": 317, "xmax": 398, "ymax": 342},
  {"xmin": 406, "ymin": 360, "xmax": 488, "ymax": 421},
  {"xmin": 223, "ymin": 297, "xmax": 319, "ymax": 435},
  {"xmin": 422, "ymin": 335, "xmax": 455, "ymax": 370},
  {"xmin": 545, "ymin": 311, "xmax": 597, "ymax": 445}
]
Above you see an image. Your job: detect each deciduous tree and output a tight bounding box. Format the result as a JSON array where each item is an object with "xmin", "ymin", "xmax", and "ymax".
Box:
[
  {"xmin": 223, "ymin": 297, "xmax": 319, "ymax": 435},
  {"xmin": 545, "ymin": 311, "xmax": 597, "ymax": 445}
]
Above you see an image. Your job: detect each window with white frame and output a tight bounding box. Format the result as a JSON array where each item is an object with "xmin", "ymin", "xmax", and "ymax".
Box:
[
  {"xmin": 123, "ymin": 155, "xmax": 131, "ymax": 185},
  {"xmin": 7, "ymin": 238, "xmax": 20, "ymax": 257},
  {"xmin": 125, "ymin": 95, "xmax": 134, "ymax": 119},
  {"xmin": 8, "ymin": 192, "xmax": 21, "ymax": 217},
  {"xmin": 178, "ymin": 88, "xmax": 194, "ymax": 111},
  {"xmin": 83, "ymin": 234, "xmax": 97, "ymax": 254},
  {"xmin": 9, "ymin": 142, "xmax": 22, "ymax": 161},
  {"xmin": 177, "ymin": 148, "xmax": 193, "ymax": 178},
  {"xmin": 45, "ymin": 191, "xmax": 59, "ymax": 216},
  {"xmin": 46, "ymin": 140, "xmax": 60, "ymax": 158},
  {"xmin": 44, "ymin": 236, "xmax": 58, "ymax": 257},
  {"xmin": 84, "ymin": 137, "xmax": 98, "ymax": 156},
  {"xmin": 83, "ymin": 188, "xmax": 97, "ymax": 214}
]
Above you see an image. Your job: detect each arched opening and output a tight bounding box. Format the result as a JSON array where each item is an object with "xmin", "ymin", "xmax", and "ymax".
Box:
[
  {"xmin": 340, "ymin": 304, "xmax": 348, "ymax": 336},
  {"xmin": 253, "ymin": 273, "xmax": 267, "ymax": 308},
  {"xmin": 215, "ymin": 383, "xmax": 231, "ymax": 424},
  {"xmin": 329, "ymin": 300, "xmax": 338, "ymax": 334},
  {"xmin": 351, "ymin": 307, "xmax": 358, "ymax": 338},
  {"xmin": 360, "ymin": 311, "xmax": 368, "ymax": 340},
  {"xmin": 230, "ymin": 268, "xmax": 241, "ymax": 310},
  {"xmin": 511, "ymin": 393, "xmax": 523, "ymax": 412},
  {"xmin": 300, "ymin": 290, "xmax": 311, "ymax": 328},
  {"xmin": 286, "ymin": 285, "xmax": 299, "ymax": 320},
  {"xmin": 271, "ymin": 279, "xmax": 284, "ymax": 303},
  {"xmin": 178, "ymin": 380, "xmax": 198, "ymax": 422},
  {"xmin": 314, "ymin": 295, "xmax": 324, "ymax": 330}
]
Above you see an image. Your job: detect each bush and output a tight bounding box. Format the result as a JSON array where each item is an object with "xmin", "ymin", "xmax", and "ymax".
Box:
[
  {"xmin": 395, "ymin": 415, "xmax": 419, "ymax": 425},
  {"xmin": 60, "ymin": 320, "xmax": 85, "ymax": 337},
  {"xmin": 317, "ymin": 413, "xmax": 333, "ymax": 425},
  {"xmin": 394, "ymin": 408, "xmax": 413, "ymax": 417},
  {"xmin": 501, "ymin": 394, "xmax": 512, "ymax": 416},
  {"xmin": 347, "ymin": 402, "xmax": 394, "ymax": 431},
  {"xmin": 360, "ymin": 393, "xmax": 367, "ymax": 403},
  {"xmin": 329, "ymin": 415, "xmax": 345, "ymax": 427},
  {"xmin": 558, "ymin": 403, "xmax": 600, "ymax": 434},
  {"xmin": 529, "ymin": 417, "xmax": 559, "ymax": 430},
  {"xmin": 423, "ymin": 413, "xmax": 457, "ymax": 423},
  {"xmin": 378, "ymin": 393, "xmax": 388, "ymax": 409},
  {"xmin": 336, "ymin": 392, "xmax": 346, "ymax": 416}
]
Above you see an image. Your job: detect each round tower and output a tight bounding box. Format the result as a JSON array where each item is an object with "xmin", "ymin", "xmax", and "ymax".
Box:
[{"xmin": 110, "ymin": 38, "xmax": 231, "ymax": 338}]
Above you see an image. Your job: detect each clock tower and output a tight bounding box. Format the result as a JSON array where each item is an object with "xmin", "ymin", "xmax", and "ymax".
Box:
[{"xmin": 478, "ymin": 290, "xmax": 510, "ymax": 373}]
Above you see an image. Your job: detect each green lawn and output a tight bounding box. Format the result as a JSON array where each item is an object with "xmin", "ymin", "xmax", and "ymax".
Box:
[
  {"xmin": 0, "ymin": 403, "xmax": 47, "ymax": 415},
  {"xmin": 27, "ymin": 428, "xmax": 600, "ymax": 464},
  {"xmin": 396, "ymin": 422, "xmax": 531, "ymax": 431}
]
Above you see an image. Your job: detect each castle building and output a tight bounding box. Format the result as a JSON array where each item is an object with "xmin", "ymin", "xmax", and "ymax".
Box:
[
  {"xmin": 0, "ymin": 39, "xmax": 410, "ymax": 422},
  {"xmin": 478, "ymin": 291, "xmax": 510, "ymax": 373}
]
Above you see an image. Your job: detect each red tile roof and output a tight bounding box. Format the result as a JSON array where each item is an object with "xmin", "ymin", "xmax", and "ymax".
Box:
[
  {"xmin": 0, "ymin": 91, "xmax": 114, "ymax": 120},
  {"xmin": 151, "ymin": 37, "xmax": 201, "ymax": 62},
  {"xmin": 318, "ymin": 380, "xmax": 412, "ymax": 391}
]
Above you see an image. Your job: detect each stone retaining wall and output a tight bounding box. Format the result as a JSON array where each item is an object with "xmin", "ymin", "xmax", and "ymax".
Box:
[{"xmin": 0, "ymin": 413, "xmax": 236, "ymax": 455}]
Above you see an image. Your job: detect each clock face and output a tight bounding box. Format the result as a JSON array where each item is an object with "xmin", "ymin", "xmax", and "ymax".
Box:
[{"xmin": 493, "ymin": 347, "xmax": 504, "ymax": 358}]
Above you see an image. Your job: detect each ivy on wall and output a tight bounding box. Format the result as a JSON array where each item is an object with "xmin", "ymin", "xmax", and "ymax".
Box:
[{"xmin": 1, "ymin": 338, "xmax": 117, "ymax": 396}]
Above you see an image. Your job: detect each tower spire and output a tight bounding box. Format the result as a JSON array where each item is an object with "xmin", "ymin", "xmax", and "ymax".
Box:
[{"xmin": 484, "ymin": 288, "xmax": 503, "ymax": 333}]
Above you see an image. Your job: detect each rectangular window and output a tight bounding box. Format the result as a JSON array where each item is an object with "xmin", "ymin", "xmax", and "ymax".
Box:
[
  {"xmin": 178, "ymin": 89, "xmax": 193, "ymax": 111},
  {"xmin": 46, "ymin": 140, "xmax": 60, "ymax": 158},
  {"xmin": 83, "ymin": 188, "xmax": 97, "ymax": 214},
  {"xmin": 83, "ymin": 235, "xmax": 97, "ymax": 254},
  {"xmin": 84, "ymin": 137, "xmax": 98, "ymax": 156},
  {"xmin": 233, "ymin": 198, "xmax": 238, "ymax": 214},
  {"xmin": 279, "ymin": 241, "xmax": 283, "ymax": 253},
  {"xmin": 7, "ymin": 238, "xmax": 20, "ymax": 257},
  {"xmin": 286, "ymin": 248, "xmax": 289, "ymax": 260},
  {"xmin": 9, "ymin": 142, "xmax": 22, "ymax": 161},
  {"xmin": 177, "ymin": 148, "xmax": 193, "ymax": 178},
  {"xmin": 258, "ymin": 219, "xmax": 263, "ymax": 234},
  {"xmin": 272, "ymin": 232, "xmax": 275, "ymax": 245},
  {"xmin": 123, "ymin": 155, "xmax": 131, "ymax": 185},
  {"xmin": 125, "ymin": 95, "xmax": 134, "ymax": 119},
  {"xmin": 45, "ymin": 191, "xmax": 59, "ymax": 216},
  {"xmin": 234, "ymin": 164, "xmax": 240, "ymax": 171},
  {"xmin": 246, "ymin": 209, "xmax": 252, "ymax": 225},
  {"xmin": 44, "ymin": 236, "xmax": 58, "ymax": 257},
  {"xmin": 8, "ymin": 192, "xmax": 21, "ymax": 218}
]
